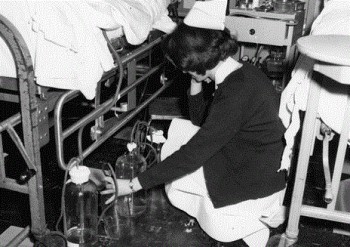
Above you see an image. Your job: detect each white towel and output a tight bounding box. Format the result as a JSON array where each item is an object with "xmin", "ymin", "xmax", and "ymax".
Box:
[{"xmin": 160, "ymin": 118, "xmax": 200, "ymax": 161}]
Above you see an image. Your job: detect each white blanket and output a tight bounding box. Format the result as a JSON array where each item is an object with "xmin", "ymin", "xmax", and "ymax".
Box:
[
  {"xmin": 0, "ymin": 0, "xmax": 175, "ymax": 99},
  {"xmin": 278, "ymin": 0, "xmax": 350, "ymax": 171}
]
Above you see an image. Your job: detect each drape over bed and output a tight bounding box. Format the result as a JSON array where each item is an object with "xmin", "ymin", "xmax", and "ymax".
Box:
[{"xmin": 0, "ymin": 0, "xmax": 175, "ymax": 99}]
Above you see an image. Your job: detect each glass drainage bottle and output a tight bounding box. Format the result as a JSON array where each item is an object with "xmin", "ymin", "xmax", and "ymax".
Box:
[
  {"xmin": 115, "ymin": 142, "xmax": 147, "ymax": 218},
  {"xmin": 65, "ymin": 165, "xmax": 98, "ymax": 247}
]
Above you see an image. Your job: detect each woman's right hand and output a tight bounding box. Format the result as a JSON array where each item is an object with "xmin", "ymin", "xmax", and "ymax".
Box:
[
  {"xmin": 100, "ymin": 177, "xmax": 143, "ymax": 204},
  {"xmin": 190, "ymin": 78, "xmax": 203, "ymax": 95}
]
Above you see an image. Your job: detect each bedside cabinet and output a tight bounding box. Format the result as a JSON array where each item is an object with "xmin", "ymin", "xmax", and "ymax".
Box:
[{"xmin": 225, "ymin": 9, "xmax": 305, "ymax": 89}]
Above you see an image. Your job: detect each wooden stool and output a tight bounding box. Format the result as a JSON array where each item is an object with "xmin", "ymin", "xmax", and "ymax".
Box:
[{"xmin": 278, "ymin": 35, "xmax": 350, "ymax": 246}]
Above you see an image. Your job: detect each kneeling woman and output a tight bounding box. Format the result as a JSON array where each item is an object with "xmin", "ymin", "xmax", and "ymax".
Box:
[{"xmin": 108, "ymin": 1, "xmax": 286, "ymax": 246}]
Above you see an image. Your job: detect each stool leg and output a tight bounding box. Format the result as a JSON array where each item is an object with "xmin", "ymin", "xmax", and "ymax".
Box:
[
  {"xmin": 280, "ymin": 75, "xmax": 322, "ymax": 246},
  {"xmin": 328, "ymin": 91, "xmax": 350, "ymax": 210}
]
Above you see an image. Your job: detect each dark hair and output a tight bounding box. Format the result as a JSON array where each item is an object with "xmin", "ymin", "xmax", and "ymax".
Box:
[{"xmin": 162, "ymin": 22, "xmax": 238, "ymax": 75}]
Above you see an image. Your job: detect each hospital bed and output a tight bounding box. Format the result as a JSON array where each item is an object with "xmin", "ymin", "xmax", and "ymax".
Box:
[{"xmin": 0, "ymin": 1, "xmax": 175, "ymax": 244}]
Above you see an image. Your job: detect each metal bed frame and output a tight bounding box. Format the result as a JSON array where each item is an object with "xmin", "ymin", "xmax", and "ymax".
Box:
[{"xmin": 0, "ymin": 13, "xmax": 172, "ymax": 245}]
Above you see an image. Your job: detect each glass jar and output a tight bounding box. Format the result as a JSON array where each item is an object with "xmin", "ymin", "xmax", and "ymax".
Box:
[
  {"xmin": 65, "ymin": 165, "xmax": 98, "ymax": 247},
  {"xmin": 102, "ymin": 200, "xmax": 134, "ymax": 242},
  {"xmin": 263, "ymin": 48, "xmax": 285, "ymax": 79},
  {"xmin": 115, "ymin": 142, "xmax": 148, "ymax": 218}
]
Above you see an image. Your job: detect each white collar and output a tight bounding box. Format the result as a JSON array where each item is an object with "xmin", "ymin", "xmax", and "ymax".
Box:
[{"xmin": 215, "ymin": 57, "xmax": 242, "ymax": 85}]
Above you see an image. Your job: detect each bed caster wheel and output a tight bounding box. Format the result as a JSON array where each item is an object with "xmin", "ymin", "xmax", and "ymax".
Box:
[{"xmin": 266, "ymin": 234, "xmax": 298, "ymax": 247}]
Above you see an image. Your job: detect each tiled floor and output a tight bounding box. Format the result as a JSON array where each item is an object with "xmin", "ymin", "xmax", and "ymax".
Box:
[{"xmin": 1, "ymin": 125, "xmax": 350, "ymax": 246}]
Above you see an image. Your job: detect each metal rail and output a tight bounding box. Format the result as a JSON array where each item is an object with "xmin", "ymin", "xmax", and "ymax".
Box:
[
  {"xmin": 54, "ymin": 73, "xmax": 171, "ymax": 170},
  {"xmin": 0, "ymin": 12, "xmax": 171, "ymax": 245},
  {"xmin": 0, "ymin": 13, "xmax": 47, "ymax": 241},
  {"xmin": 54, "ymin": 35, "xmax": 170, "ymax": 170}
]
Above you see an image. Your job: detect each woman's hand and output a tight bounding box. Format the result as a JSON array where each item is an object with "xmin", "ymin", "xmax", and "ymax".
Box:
[
  {"xmin": 116, "ymin": 178, "xmax": 142, "ymax": 196},
  {"xmin": 190, "ymin": 78, "xmax": 203, "ymax": 95},
  {"xmin": 100, "ymin": 177, "xmax": 143, "ymax": 204}
]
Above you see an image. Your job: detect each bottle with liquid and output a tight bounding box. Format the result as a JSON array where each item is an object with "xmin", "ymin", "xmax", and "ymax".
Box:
[
  {"xmin": 115, "ymin": 142, "xmax": 148, "ymax": 218},
  {"xmin": 65, "ymin": 165, "xmax": 98, "ymax": 247},
  {"xmin": 264, "ymin": 48, "xmax": 285, "ymax": 79}
]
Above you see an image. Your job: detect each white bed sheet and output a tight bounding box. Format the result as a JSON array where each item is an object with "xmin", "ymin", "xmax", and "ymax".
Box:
[{"xmin": 0, "ymin": 0, "xmax": 175, "ymax": 99}]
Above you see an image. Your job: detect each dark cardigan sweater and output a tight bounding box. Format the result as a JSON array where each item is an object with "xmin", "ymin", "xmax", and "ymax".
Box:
[{"xmin": 138, "ymin": 63, "xmax": 286, "ymax": 208}]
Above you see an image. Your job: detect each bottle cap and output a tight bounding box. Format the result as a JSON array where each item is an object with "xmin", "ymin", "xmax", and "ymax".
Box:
[
  {"xmin": 69, "ymin": 165, "xmax": 90, "ymax": 184},
  {"xmin": 127, "ymin": 142, "xmax": 137, "ymax": 152},
  {"xmin": 147, "ymin": 130, "xmax": 166, "ymax": 144}
]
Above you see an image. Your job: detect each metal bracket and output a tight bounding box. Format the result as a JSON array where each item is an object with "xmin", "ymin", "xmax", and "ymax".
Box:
[{"xmin": 37, "ymin": 103, "xmax": 50, "ymax": 147}]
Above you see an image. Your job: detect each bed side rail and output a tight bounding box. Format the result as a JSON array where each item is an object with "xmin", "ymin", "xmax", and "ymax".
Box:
[{"xmin": 54, "ymin": 35, "xmax": 172, "ymax": 170}]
